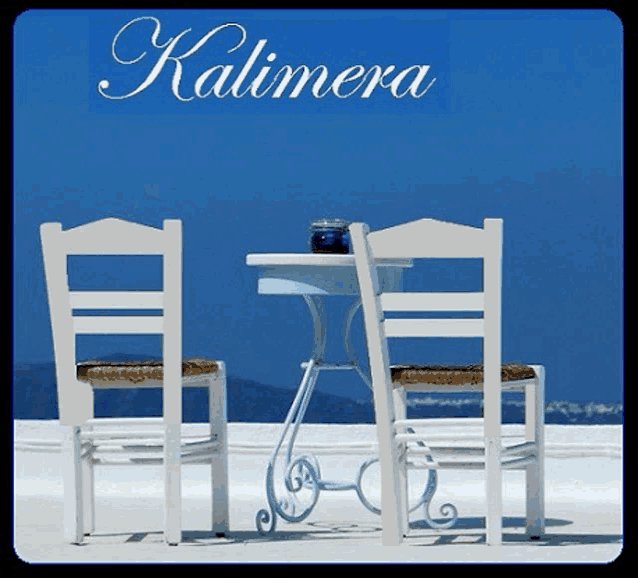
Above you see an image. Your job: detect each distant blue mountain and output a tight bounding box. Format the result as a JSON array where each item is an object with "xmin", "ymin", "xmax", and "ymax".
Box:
[
  {"xmin": 12, "ymin": 360, "xmax": 375, "ymax": 423},
  {"xmin": 12, "ymin": 360, "xmax": 623, "ymax": 424}
]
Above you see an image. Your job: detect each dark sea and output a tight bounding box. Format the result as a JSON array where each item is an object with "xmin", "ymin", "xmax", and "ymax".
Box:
[{"xmin": 13, "ymin": 362, "xmax": 623, "ymax": 425}]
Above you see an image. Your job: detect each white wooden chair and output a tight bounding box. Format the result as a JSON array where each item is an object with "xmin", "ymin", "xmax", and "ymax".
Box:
[
  {"xmin": 350, "ymin": 218, "xmax": 545, "ymax": 547},
  {"xmin": 40, "ymin": 217, "xmax": 229, "ymax": 545}
]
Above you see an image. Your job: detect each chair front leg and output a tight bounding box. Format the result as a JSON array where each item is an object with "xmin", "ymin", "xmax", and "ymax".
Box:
[
  {"xmin": 393, "ymin": 386, "xmax": 409, "ymax": 537},
  {"xmin": 525, "ymin": 365, "xmax": 545, "ymax": 539},
  {"xmin": 209, "ymin": 371, "xmax": 229, "ymax": 536},
  {"xmin": 62, "ymin": 425, "xmax": 84, "ymax": 544},
  {"xmin": 81, "ymin": 431, "xmax": 95, "ymax": 535}
]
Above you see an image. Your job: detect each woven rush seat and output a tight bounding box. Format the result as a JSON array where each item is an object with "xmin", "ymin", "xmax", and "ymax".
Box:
[
  {"xmin": 391, "ymin": 362, "xmax": 536, "ymax": 388},
  {"xmin": 77, "ymin": 357, "xmax": 219, "ymax": 384}
]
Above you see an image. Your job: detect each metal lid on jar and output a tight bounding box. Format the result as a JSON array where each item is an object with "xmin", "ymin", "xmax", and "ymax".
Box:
[{"xmin": 309, "ymin": 218, "xmax": 351, "ymax": 231}]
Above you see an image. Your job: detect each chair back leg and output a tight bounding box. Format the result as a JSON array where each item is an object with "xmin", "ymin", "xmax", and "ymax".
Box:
[
  {"xmin": 485, "ymin": 437, "xmax": 503, "ymax": 546},
  {"xmin": 393, "ymin": 387, "xmax": 409, "ymax": 538},
  {"xmin": 164, "ymin": 423, "xmax": 182, "ymax": 545}
]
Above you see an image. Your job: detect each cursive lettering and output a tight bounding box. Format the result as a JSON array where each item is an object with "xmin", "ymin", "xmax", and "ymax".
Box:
[{"xmin": 98, "ymin": 17, "xmax": 437, "ymax": 101}]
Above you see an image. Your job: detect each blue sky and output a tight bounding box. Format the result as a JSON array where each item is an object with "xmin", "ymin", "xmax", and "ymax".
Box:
[{"xmin": 13, "ymin": 9, "xmax": 622, "ymax": 403}]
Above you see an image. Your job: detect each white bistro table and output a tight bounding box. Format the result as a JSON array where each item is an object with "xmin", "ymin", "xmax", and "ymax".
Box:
[{"xmin": 247, "ymin": 253, "xmax": 420, "ymax": 535}]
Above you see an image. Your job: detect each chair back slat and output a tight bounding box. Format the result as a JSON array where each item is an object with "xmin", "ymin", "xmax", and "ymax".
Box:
[
  {"xmin": 383, "ymin": 318, "xmax": 484, "ymax": 338},
  {"xmin": 367, "ymin": 217, "xmax": 487, "ymax": 258},
  {"xmin": 73, "ymin": 316, "xmax": 164, "ymax": 334},
  {"xmin": 379, "ymin": 292, "xmax": 484, "ymax": 312},
  {"xmin": 69, "ymin": 291, "xmax": 164, "ymax": 309},
  {"xmin": 59, "ymin": 217, "xmax": 168, "ymax": 255}
]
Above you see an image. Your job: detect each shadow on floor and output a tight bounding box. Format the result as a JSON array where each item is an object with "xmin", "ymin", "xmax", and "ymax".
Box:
[
  {"xmin": 410, "ymin": 532, "xmax": 623, "ymax": 547},
  {"xmin": 83, "ymin": 517, "xmax": 622, "ymax": 548},
  {"xmin": 410, "ymin": 515, "xmax": 571, "ymax": 530}
]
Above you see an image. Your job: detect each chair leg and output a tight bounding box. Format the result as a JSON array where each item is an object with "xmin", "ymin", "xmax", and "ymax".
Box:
[
  {"xmin": 525, "ymin": 365, "xmax": 545, "ymax": 539},
  {"xmin": 485, "ymin": 437, "xmax": 503, "ymax": 546},
  {"xmin": 82, "ymin": 446, "xmax": 95, "ymax": 535},
  {"xmin": 164, "ymin": 423, "xmax": 181, "ymax": 545},
  {"xmin": 209, "ymin": 374, "xmax": 229, "ymax": 536},
  {"xmin": 377, "ymin": 413, "xmax": 406, "ymax": 546},
  {"xmin": 393, "ymin": 387, "xmax": 409, "ymax": 538},
  {"xmin": 62, "ymin": 426, "xmax": 84, "ymax": 544},
  {"xmin": 380, "ymin": 449, "xmax": 405, "ymax": 546}
]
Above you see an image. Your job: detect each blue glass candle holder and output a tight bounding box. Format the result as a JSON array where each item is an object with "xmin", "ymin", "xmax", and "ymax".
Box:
[{"xmin": 309, "ymin": 218, "xmax": 352, "ymax": 254}]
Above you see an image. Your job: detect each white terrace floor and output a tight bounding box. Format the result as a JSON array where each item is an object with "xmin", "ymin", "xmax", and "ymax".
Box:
[{"xmin": 13, "ymin": 421, "xmax": 623, "ymax": 564}]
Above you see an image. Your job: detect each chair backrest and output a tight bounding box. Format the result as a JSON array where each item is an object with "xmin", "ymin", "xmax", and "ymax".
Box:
[
  {"xmin": 350, "ymin": 217, "xmax": 503, "ymax": 437},
  {"xmin": 40, "ymin": 217, "xmax": 182, "ymax": 425}
]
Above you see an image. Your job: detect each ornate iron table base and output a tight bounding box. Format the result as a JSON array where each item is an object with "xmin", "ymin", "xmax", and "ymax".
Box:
[{"xmin": 255, "ymin": 296, "xmax": 458, "ymax": 535}]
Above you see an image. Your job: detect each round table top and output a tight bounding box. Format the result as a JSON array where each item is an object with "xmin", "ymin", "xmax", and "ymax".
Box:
[{"xmin": 246, "ymin": 253, "xmax": 412, "ymax": 267}]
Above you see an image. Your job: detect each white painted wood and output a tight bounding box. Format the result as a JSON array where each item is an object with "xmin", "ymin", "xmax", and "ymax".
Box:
[
  {"xmin": 81, "ymin": 438, "xmax": 219, "ymax": 450},
  {"xmin": 380, "ymin": 292, "xmax": 484, "ymax": 312},
  {"xmin": 483, "ymin": 219, "xmax": 503, "ymax": 546},
  {"xmin": 82, "ymin": 423, "xmax": 95, "ymax": 536},
  {"xmin": 408, "ymin": 445, "xmax": 485, "ymax": 456},
  {"xmin": 407, "ymin": 455, "xmax": 536, "ymax": 471},
  {"xmin": 90, "ymin": 454, "xmax": 218, "ymax": 466},
  {"xmin": 209, "ymin": 363, "xmax": 229, "ymax": 535},
  {"xmin": 162, "ymin": 219, "xmax": 182, "ymax": 427},
  {"xmin": 485, "ymin": 436, "xmax": 503, "ymax": 545},
  {"xmin": 399, "ymin": 440, "xmax": 534, "ymax": 460},
  {"xmin": 394, "ymin": 433, "xmax": 521, "ymax": 443},
  {"xmin": 383, "ymin": 318, "xmax": 484, "ymax": 338},
  {"xmin": 350, "ymin": 217, "xmax": 545, "ymax": 548},
  {"xmin": 501, "ymin": 441, "xmax": 536, "ymax": 457},
  {"xmin": 367, "ymin": 217, "xmax": 486, "ymax": 258},
  {"xmin": 407, "ymin": 461, "xmax": 483, "ymax": 470},
  {"xmin": 60, "ymin": 217, "xmax": 167, "ymax": 255},
  {"xmin": 162, "ymin": 220, "xmax": 182, "ymax": 545},
  {"xmin": 164, "ymin": 423, "xmax": 181, "ymax": 545},
  {"xmin": 70, "ymin": 291, "xmax": 164, "ymax": 309},
  {"xmin": 483, "ymin": 219, "xmax": 502, "ymax": 439},
  {"xmin": 501, "ymin": 456, "xmax": 537, "ymax": 470},
  {"xmin": 86, "ymin": 417, "xmax": 165, "ymax": 426},
  {"xmin": 41, "ymin": 223, "xmax": 93, "ymax": 427},
  {"xmin": 394, "ymin": 417, "xmax": 484, "ymax": 428},
  {"xmin": 40, "ymin": 217, "xmax": 229, "ymax": 546},
  {"xmin": 393, "ymin": 386, "xmax": 409, "ymax": 539},
  {"xmin": 93, "ymin": 441, "xmax": 218, "ymax": 454},
  {"xmin": 246, "ymin": 253, "xmax": 412, "ymax": 267},
  {"xmin": 395, "ymin": 431, "xmax": 480, "ymax": 443},
  {"xmin": 253, "ymin": 262, "xmax": 409, "ymax": 295},
  {"xmin": 350, "ymin": 223, "xmax": 406, "ymax": 546},
  {"xmin": 526, "ymin": 365, "xmax": 545, "ymax": 539},
  {"xmin": 62, "ymin": 426, "xmax": 84, "ymax": 544},
  {"xmin": 73, "ymin": 316, "xmax": 164, "ymax": 334}
]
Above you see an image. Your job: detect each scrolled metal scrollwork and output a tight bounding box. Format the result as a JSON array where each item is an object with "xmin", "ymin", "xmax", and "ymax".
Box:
[
  {"xmin": 354, "ymin": 455, "xmax": 434, "ymax": 516},
  {"xmin": 407, "ymin": 431, "xmax": 459, "ymax": 529},
  {"xmin": 415, "ymin": 459, "xmax": 458, "ymax": 529},
  {"xmin": 255, "ymin": 461, "xmax": 278, "ymax": 535},
  {"xmin": 353, "ymin": 451, "xmax": 458, "ymax": 529},
  {"xmin": 256, "ymin": 453, "xmax": 322, "ymax": 536},
  {"xmin": 282, "ymin": 454, "xmax": 321, "ymax": 520},
  {"xmin": 354, "ymin": 455, "xmax": 382, "ymax": 514},
  {"xmin": 255, "ymin": 507, "xmax": 276, "ymax": 535}
]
